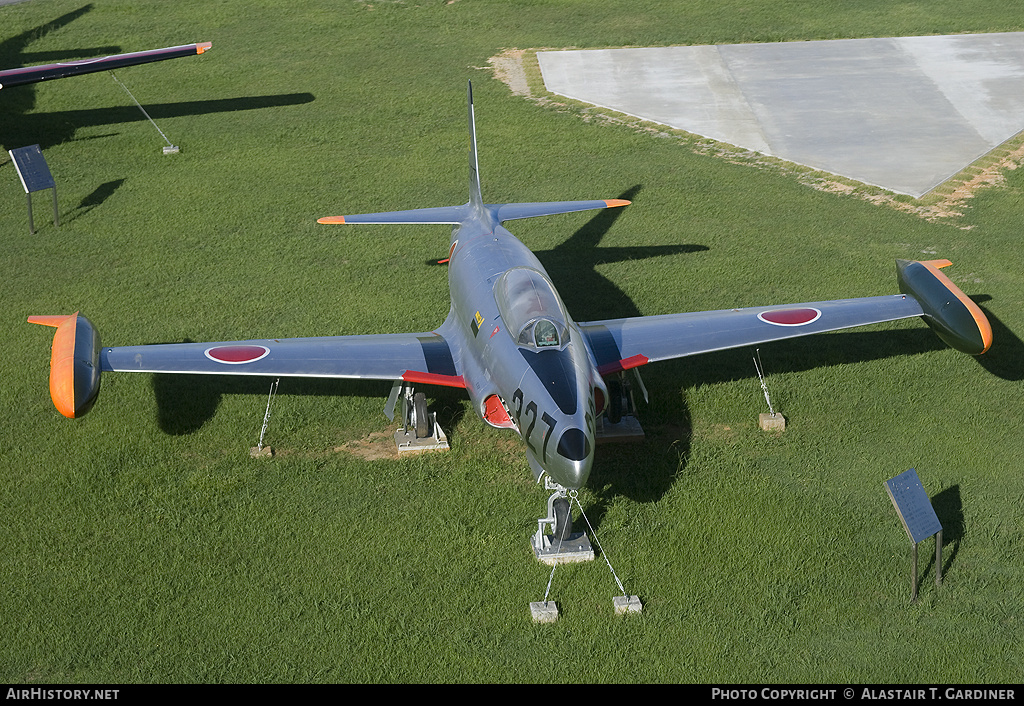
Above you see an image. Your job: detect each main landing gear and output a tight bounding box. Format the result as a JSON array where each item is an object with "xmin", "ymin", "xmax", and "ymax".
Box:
[
  {"xmin": 532, "ymin": 478, "xmax": 595, "ymax": 565},
  {"xmin": 386, "ymin": 383, "xmax": 449, "ymax": 455},
  {"xmin": 596, "ymin": 370, "xmax": 647, "ymax": 443}
]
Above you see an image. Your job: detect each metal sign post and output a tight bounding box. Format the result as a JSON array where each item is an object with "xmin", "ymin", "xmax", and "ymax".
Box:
[
  {"xmin": 885, "ymin": 468, "xmax": 943, "ymax": 603},
  {"xmin": 9, "ymin": 145, "xmax": 58, "ymax": 234}
]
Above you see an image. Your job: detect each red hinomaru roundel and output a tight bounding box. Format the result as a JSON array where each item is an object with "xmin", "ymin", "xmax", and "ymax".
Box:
[
  {"xmin": 204, "ymin": 345, "xmax": 270, "ymax": 364},
  {"xmin": 757, "ymin": 308, "xmax": 822, "ymax": 326}
]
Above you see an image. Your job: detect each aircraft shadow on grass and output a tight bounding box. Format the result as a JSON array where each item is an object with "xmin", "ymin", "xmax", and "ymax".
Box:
[
  {"xmin": 1, "ymin": 4, "xmax": 114, "ymax": 144},
  {"xmin": 0, "ymin": 5, "xmax": 107, "ymax": 80},
  {"xmin": 972, "ymin": 301, "xmax": 1024, "ymax": 381},
  {"xmin": 1, "ymin": 93, "xmax": 318, "ymax": 152},
  {"xmin": 152, "ymin": 368, "xmax": 411, "ymax": 437}
]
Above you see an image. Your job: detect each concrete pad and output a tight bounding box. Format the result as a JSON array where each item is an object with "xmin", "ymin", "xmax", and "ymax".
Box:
[
  {"xmin": 758, "ymin": 412, "xmax": 786, "ymax": 432},
  {"xmin": 538, "ymin": 34, "xmax": 1024, "ymax": 197},
  {"xmin": 613, "ymin": 595, "xmax": 643, "ymax": 614},
  {"xmin": 530, "ymin": 601, "xmax": 559, "ymax": 623}
]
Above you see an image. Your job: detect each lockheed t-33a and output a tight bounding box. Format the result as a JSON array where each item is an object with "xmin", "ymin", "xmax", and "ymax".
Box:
[{"xmin": 30, "ymin": 82, "xmax": 992, "ymax": 569}]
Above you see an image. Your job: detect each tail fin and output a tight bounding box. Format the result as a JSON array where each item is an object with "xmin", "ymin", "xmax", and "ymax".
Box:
[
  {"xmin": 317, "ymin": 81, "xmax": 630, "ymax": 227},
  {"xmin": 316, "ymin": 84, "xmax": 480, "ymax": 227},
  {"xmin": 467, "ymin": 81, "xmax": 484, "ymax": 216}
]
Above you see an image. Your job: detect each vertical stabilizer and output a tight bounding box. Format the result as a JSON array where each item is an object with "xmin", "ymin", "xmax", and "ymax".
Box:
[
  {"xmin": 316, "ymin": 82, "xmax": 630, "ymax": 227},
  {"xmin": 467, "ymin": 81, "xmax": 484, "ymax": 215}
]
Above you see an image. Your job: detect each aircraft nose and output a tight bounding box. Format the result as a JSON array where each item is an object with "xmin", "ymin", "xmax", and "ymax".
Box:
[
  {"xmin": 555, "ymin": 427, "xmax": 593, "ymax": 489},
  {"xmin": 557, "ymin": 427, "xmax": 590, "ymax": 462}
]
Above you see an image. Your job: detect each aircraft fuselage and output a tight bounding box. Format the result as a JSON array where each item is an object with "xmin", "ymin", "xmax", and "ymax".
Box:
[{"xmin": 442, "ymin": 210, "xmax": 602, "ymax": 490}]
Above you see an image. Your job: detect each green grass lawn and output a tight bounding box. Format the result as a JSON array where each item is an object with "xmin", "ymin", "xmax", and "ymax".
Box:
[{"xmin": 2, "ymin": 0, "xmax": 1023, "ymax": 684}]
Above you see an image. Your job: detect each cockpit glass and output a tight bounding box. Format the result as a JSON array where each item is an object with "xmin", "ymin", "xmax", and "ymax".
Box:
[
  {"xmin": 494, "ymin": 267, "xmax": 569, "ymax": 349},
  {"xmin": 534, "ymin": 319, "xmax": 559, "ymax": 347}
]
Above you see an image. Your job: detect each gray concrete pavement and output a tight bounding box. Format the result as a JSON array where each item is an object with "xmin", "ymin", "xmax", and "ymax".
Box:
[{"xmin": 538, "ymin": 34, "xmax": 1024, "ymax": 197}]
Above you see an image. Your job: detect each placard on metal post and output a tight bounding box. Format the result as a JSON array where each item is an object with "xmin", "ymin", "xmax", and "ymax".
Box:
[
  {"xmin": 885, "ymin": 468, "xmax": 943, "ymax": 603},
  {"xmin": 9, "ymin": 145, "xmax": 58, "ymax": 234}
]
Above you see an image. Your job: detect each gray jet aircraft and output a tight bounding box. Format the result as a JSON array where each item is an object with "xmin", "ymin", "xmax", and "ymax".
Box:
[{"xmin": 30, "ymin": 82, "xmax": 992, "ymax": 556}]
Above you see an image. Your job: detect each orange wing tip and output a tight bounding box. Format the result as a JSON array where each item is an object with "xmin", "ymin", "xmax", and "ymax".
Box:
[
  {"xmin": 317, "ymin": 216, "xmax": 347, "ymax": 224},
  {"xmin": 196, "ymin": 42, "xmax": 212, "ymax": 54},
  {"xmin": 926, "ymin": 261, "xmax": 993, "ymax": 354},
  {"xmin": 604, "ymin": 199, "xmax": 631, "ymax": 208},
  {"xmin": 28, "ymin": 313, "xmax": 78, "ymax": 328},
  {"xmin": 29, "ymin": 312, "xmax": 101, "ymax": 418},
  {"xmin": 902, "ymin": 259, "xmax": 993, "ymax": 355}
]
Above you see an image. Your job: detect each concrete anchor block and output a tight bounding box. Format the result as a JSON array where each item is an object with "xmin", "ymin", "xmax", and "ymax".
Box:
[
  {"xmin": 530, "ymin": 601, "xmax": 559, "ymax": 623},
  {"xmin": 613, "ymin": 595, "xmax": 643, "ymax": 614}
]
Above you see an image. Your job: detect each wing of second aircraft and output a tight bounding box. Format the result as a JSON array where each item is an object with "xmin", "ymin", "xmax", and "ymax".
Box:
[{"xmin": 0, "ymin": 42, "xmax": 211, "ymax": 89}]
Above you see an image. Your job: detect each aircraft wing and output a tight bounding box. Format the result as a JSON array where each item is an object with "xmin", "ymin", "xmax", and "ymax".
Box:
[
  {"xmin": 99, "ymin": 331, "xmax": 464, "ymax": 386},
  {"xmin": 29, "ymin": 314, "xmax": 464, "ymax": 418},
  {"xmin": 0, "ymin": 42, "xmax": 211, "ymax": 89},
  {"xmin": 581, "ymin": 259, "xmax": 993, "ymax": 375},
  {"xmin": 581, "ymin": 294, "xmax": 927, "ymax": 375}
]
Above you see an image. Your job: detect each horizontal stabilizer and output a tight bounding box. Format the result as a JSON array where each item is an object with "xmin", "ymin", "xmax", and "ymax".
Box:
[
  {"xmin": 318, "ymin": 200, "xmax": 629, "ymax": 228},
  {"xmin": 318, "ymin": 205, "xmax": 468, "ymax": 225},
  {"xmin": 897, "ymin": 259, "xmax": 992, "ymax": 354},
  {"xmin": 494, "ymin": 199, "xmax": 630, "ymax": 222}
]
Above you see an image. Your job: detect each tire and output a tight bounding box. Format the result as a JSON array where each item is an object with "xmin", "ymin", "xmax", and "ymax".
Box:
[
  {"xmin": 607, "ymin": 379, "xmax": 623, "ymax": 424},
  {"xmin": 553, "ymin": 497, "xmax": 573, "ymax": 541},
  {"xmin": 413, "ymin": 392, "xmax": 431, "ymax": 439}
]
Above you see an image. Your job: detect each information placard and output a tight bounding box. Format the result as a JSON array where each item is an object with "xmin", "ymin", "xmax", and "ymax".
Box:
[
  {"xmin": 885, "ymin": 468, "xmax": 942, "ymax": 544},
  {"xmin": 9, "ymin": 144, "xmax": 55, "ymax": 193}
]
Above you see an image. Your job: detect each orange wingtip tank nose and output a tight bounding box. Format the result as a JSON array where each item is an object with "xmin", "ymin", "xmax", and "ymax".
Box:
[
  {"xmin": 196, "ymin": 42, "xmax": 212, "ymax": 54},
  {"xmin": 317, "ymin": 216, "xmax": 346, "ymax": 224}
]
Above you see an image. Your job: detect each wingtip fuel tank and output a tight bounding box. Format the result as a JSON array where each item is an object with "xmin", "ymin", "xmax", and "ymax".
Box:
[
  {"xmin": 897, "ymin": 259, "xmax": 992, "ymax": 355},
  {"xmin": 28, "ymin": 313, "xmax": 102, "ymax": 418}
]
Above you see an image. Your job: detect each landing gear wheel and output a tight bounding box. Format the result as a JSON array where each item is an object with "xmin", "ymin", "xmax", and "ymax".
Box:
[
  {"xmin": 553, "ymin": 497, "xmax": 573, "ymax": 542},
  {"xmin": 413, "ymin": 392, "xmax": 431, "ymax": 439},
  {"xmin": 607, "ymin": 379, "xmax": 623, "ymax": 424}
]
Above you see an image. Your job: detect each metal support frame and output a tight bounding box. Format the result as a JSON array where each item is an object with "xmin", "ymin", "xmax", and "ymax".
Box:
[
  {"xmin": 9, "ymin": 145, "xmax": 58, "ymax": 234},
  {"xmin": 910, "ymin": 530, "xmax": 943, "ymax": 603},
  {"xmin": 885, "ymin": 469, "xmax": 944, "ymax": 604},
  {"xmin": 25, "ymin": 187, "xmax": 59, "ymax": 234}
]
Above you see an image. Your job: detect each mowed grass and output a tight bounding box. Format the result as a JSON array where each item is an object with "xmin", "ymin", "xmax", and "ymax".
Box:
[{"xmin": 2, "ymin": 0, "xmax": 1023, "ymax": 684}]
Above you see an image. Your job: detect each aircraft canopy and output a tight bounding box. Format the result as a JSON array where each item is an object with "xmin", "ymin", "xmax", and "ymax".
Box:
[{"xmin": 494, "ymin": 267, "xmax": 569, "ymax": 349}]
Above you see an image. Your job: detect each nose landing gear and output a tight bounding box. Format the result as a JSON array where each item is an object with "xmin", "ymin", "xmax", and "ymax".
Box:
[{"xmin": 532, "ymin": 479, "xmax": 594, "ymax": 565}]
